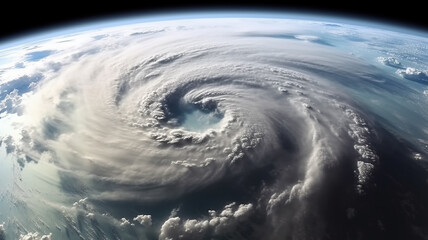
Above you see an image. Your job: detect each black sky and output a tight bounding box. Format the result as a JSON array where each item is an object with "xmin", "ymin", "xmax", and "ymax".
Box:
[{"xmin": 1, "ymin": 1, "xmax": 426, "ymax": 43}]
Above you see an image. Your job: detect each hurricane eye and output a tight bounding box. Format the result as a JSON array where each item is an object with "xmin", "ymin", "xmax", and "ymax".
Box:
[{"xmin": 180, "ymin": 105, "xmax": 223, "ymax": 132}]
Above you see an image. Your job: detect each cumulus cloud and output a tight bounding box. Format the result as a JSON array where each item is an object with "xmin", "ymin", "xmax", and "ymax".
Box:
[
  {"xmin": 267, "ymin": 190, "xmax": 290, "ymax": 214},
  {"xmin": 119, "ymin": 218, "xmax": 135, "ymax": 227},
  {"xmin": 159, "ymin": 217, "xmax": 182, "ymax": 240},
  {"xmin": 377, "ymin": 56, "xmax": 403, "ymax": 69},
  {"xmin": 159, "ymin": 202, "xmax": 254, "ymax": 239},
  {"xmin": 18, "ymin": 232, "xmax": 52, "ymax": 240},
  {"xmin": 39, "ymin": 234, "xmax": 52, "ymax": 240},
  {"xmin": 133, "ymin": 214, "xmax": 152, "ymax": 227},
  {"xmin": 72, "ymin": 197, "xmax": 88, "ymax": 207},
  {"xmin": 356, "ymin": 161, "xmax": 374, "ymax": 183},
  {"xmin": 346, "ymin": 109, "xmax": 378, "ymax": 162},
  {"xmin": 356, "ymin": 161, "xmax": 375, "ymax": 193},
  {"xmin": 397, "ymin": 67, "xmax": 428, "ymax": 83},
  {"xmin": 19, "ymin": 233, "xmax": 38, "ymax": 240}
]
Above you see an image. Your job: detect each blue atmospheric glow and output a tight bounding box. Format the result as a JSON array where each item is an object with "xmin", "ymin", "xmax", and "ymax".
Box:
[{"xmin": 1, "ymin": 10, "xmax": 426, "ymax": 50}]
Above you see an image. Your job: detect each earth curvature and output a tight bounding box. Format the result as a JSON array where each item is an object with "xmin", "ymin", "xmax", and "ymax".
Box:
[{"xmin": 0, "ymin": 13, "xmax": 428, "ymax": 240}]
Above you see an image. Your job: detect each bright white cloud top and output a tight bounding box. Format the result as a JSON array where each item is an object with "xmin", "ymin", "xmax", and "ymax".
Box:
[{"xmin": 0, "ymin": 15, "xmax": 427, "ymax": 240}]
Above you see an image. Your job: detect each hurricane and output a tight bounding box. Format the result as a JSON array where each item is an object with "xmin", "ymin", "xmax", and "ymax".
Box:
[{"xmin": 0, "ymin": 16, "xmax": 428, "ymax": 240}]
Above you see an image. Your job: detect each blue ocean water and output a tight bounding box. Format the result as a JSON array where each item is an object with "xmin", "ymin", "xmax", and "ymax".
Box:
[
  {"xmin": 25, "ymin": 50, "xmax": 53, "ymax": 61},
  {"xmin": 182, "ymin": 108, "xmax": 222, "ymax": 132}
]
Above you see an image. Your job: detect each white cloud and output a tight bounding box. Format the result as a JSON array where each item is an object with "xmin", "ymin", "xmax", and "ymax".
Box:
[
  {"xmin": 39, "ymin": 234, "xmax": 52, "ymax": 240},
  {"xmin": 377, "ymin": 56, "xmax": 403, "ymax": 68},
  {"xmin": 159, "ymin": 217, "xmax": 181, "ymax": 240},
  {"xmin": 267, "ymin": 190, "xmax": 289, "ymax": 214},
  {"xmin": 356, "ymin": 161, "xmax": 375, "ymax": 194},
  {"xmin": 159, "ymin": 202, "xmax": 253, "ymax": 239},
  {"xmin": 233, "ymin": 203, "xmax": 254, "ymax": 218},
  {"xmin": 19, "ymin": 232, "xmax": 38, "ymax": 240},
  {"xmin": 356, "ymin": 161, "xmax": 374, "ymax": 184},
  {"xmin": 169, "ymin": 207, "xmax": 180, "ymax": 218},
  {"xmin": 397, "ymin": 67, "xmax": 428, "ymax": 83},
  {"xmin": 18, "ymin": 232, "xmax": 52, "ymax": 240},
  {"xmin": 413, "ymin": 153, "xmax": 422, "ymax": 160},
  {"xmin": 133, "ymin": 214, "xmax": 152, "ymax": 227},
  {"xmin": 183, "ymin": 219, "xmax": 209, "ymax": 233},
  {"xmin": 119, "ymin": 218, "xmax": 135, "ymax": 227},
  {"xmin": 72, "ymin": 197, "xmax": 88, "ymax": 207},
  {"xmin": 346, "ymin": 109, "xmax": 378, "ymax": 162}
]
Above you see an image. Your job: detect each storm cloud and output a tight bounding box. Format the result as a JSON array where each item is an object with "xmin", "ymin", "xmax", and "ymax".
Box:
[{"xmin": 1, "ymin": 17, "xmax": 428, "ymax": 240}]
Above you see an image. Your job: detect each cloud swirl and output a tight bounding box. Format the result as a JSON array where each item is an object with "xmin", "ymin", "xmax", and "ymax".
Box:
[{"xmin": 1, "ymin": 17, "xmax": 427, "ymax": 240}]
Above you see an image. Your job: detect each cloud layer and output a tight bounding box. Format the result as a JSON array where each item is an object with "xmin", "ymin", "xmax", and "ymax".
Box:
[
  {"xmin": 1, "ymin": 17, "xmax": 427, "ymax": 240},
  {"xmin": 8, "ymin": 26, "xmax": 381, "ymax": 203}
]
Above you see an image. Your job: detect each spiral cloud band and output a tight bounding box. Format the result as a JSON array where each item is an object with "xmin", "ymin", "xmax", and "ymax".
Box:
[{"xmin": 0, "ymin": 17, "xmax": 427, "ymax": 239}]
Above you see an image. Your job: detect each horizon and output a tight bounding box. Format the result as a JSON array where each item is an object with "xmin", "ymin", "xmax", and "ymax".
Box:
[{"xmin": 1, "ymin": 10, "xmax": 427, "ymax": 50}]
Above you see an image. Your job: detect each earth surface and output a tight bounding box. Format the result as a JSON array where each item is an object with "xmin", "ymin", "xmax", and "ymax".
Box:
[{"xmin": 0, "ymin": 13, "xmax": 428, "ymax": 240}]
